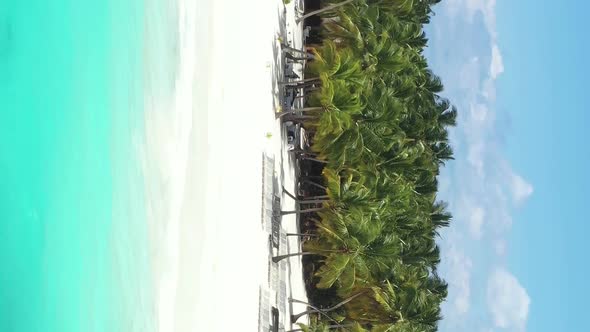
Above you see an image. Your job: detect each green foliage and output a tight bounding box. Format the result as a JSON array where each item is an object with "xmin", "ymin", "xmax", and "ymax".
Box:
[{"xmin": 295, "ymin": 0, "xmax": 455, "ymax": 331}]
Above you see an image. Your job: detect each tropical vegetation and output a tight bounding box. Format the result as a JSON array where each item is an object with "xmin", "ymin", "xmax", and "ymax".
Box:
[{"xmin": 279, "ymin": 0, "xmax": 456, "ymax": 331}]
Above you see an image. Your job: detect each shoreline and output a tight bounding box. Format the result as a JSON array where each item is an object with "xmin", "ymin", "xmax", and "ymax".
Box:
[{"xmin": 139, "ymin": 0, "xmax": 309, "ymax": 330}]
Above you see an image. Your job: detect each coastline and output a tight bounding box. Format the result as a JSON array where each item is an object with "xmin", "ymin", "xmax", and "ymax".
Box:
[{"xmin": 139, "ymin": 0, "xmax": 309, "ymax": 330}]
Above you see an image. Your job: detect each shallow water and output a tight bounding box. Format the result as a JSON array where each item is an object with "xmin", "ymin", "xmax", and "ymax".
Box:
[{"xmin": 0, "ymin": 0, "xmax": 182, "ymax": 330}]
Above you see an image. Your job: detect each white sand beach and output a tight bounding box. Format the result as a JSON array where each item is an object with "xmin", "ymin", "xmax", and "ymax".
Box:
[{"xmin": 140, "ymin": 0, "xmax": 309, "ymax": 331}]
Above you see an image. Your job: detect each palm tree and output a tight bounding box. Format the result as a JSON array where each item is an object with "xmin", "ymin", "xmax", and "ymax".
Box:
[
  {"xmin": 274, "ymin": 205, "xmax": 400, "ymax": 293},
  {"xmin": 305, "ymin": 209, "xmax": 401, "ymax": 295},
  {"xmin": 344, "ymin": 273, "xmax": 446, "ymax": 330},
  {"xmin": 285, "ymin": 0, "xmax": 456, "ymax": 328}
]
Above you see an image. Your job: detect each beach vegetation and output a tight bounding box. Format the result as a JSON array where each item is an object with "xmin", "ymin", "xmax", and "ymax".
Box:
[{"xmin": 286, "ymin": 0, "xmax": 454, "ymax": 331}]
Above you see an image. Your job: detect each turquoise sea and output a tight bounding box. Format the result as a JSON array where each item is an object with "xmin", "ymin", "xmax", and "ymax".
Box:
[{"xmin": 0, "ymin": 0, "xmax": 168, "ymax": 330}]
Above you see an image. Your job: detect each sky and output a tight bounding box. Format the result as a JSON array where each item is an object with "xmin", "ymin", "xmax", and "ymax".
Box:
[{"xmin": 425, "ymin": 1, "xmax": 589, "ymax": 331}]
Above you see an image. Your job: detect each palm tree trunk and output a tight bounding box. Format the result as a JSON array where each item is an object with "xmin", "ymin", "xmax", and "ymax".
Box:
[
  {"xmin": 289, "ymin": 148, "xmax": 316, "ymax": 156},
  {"xmin": 278, "ymin": 115, "xmax": 317, "ymax": 124},
  {"xmin": 282, "ymin": 115, "xmax": 319, "ymax": 124},
  {"xmin": 298, "ymin": 199, "xmax": 328, "ymax": 205},
  {"xmin": 280, "ymin": 207, "xmax": 324, "ymax": 216},
  {"xmin": 283, "ymin": 187, "xmax": 327, "ymax": 202},
  {"xmin": 286, "ymin": 55, "xmax": 313, "ymax": 62},
  {"xmin": 281, "ymin": 43, "xmax": 312, "ymax": 56},
  {"xmin": 282, "ymin": 186, "xmax": 299, "ymax": 200},
  {"xmin": 280, "ymin": 77, "xmax": 320, "ymax": 85},
  {"xmin": 300, "ymin": 179, "xmax": 327, "ymax": 192},
  {"xmin": 295, "ymin": 106, "xmax": 324, "ymax": 112},
  {"xmin": 277, "ymin": 107, "xmax": 324, "ymax": 119},
  {"xmin": 286, "ymin": 232, "xmax": 318, "ymax": 237},
  {"xmin": 304, "ymin": 195, "xmax": 329, "ymax": 200},
  {"xmin": 295, "ymin": 0, "xmax": 355, "ymax": 23},
  {"xmin": 272, "ymin": 251, "xmax": 315, "ymax": 263},
  {"xmin": 290, "ymin": 291, "xmax": 365, "ymax": 322},
  {"xmin": 299, "ymin": 81, "xmax": 321, "ymax": 88},
  {"xmin": 286, "ymin": 324, "xmax": 354, "ymax": 332},
  {"xmin": 300, "ymin": 156, "xmax": 329, "ymax": 164},
  {"xmin": 284, "ymin": 81, "xmax": 321, "ymax": 89},
  {"xmin": 277, "ymin": 110, "xmax": 294, "ymax": 118}
]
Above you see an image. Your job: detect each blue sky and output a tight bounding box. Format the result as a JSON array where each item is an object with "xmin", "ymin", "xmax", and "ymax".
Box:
[{"xmin": 425, "ymin": 1, "xmax": 589, "ymax": 331}]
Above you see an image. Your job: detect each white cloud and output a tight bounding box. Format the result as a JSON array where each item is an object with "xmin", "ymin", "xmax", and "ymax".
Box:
[
  {"xmin": 510, "ymin": 173, "xmax": 534, "ymax": 205},
  {"xmin": 445, "ymin": 0, "xmax": 498, "ymax": 39},
  {"xmin": 487, "ymin": 268, "xmax": 530, "ymax": 330},
  {"xmin": 470, "ymin": 102, "xmax": 491, "ymax": 125},
  {"xmin": 467, "ymin": 142, "xmax": 485, "ymax": 176},
  {"xmin": 444, "ymin": 0, "xmax": 504, "ymax": 84},
  {"xmin": 463, "ymin": 103, "xmax": 492, "ymax": 141},
  {"xmin": 482, "ymin": 78, "xmax": 497, "ymax": 101},
  {"xmin": 463, "ymin": 103, "xmax": 493, "ymax": 176},
  {"xmin": 490, "ymin": 184, "xmax": 514, "ymax": 231},
  {"xmin": 444, "ymin": 247, "xmax": 473, "ymax": 315},
  {"xmin": 469, "ymin": 206, "xmax": 485, "ymax": 239},
  {"xmin": 429, "ymin": 1, "xmax": 535, "ymax": 330},
  {"xmin": 490, "ymin": 44, "xmax": 504, "ymax": 79},
  {"xmin": 460, "ymin": 103, "xmax": 495, "ymax": 180},
  {"xmin": 459, "ymin": 57, "xmax": 481, "ymax": 91},
  {"xmin": 494, "ymin": 240, "xmax": 506, "ymax": 256}
]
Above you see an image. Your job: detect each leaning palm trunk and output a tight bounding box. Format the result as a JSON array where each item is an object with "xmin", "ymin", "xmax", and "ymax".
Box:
[
  {"xmin": 283, "ymin": 186, "xmax": 328, "ymax": 201},
  {"xmin": 305, "ymin": 195, "xmax": 329, "ymax": 200},
  {"xmin": 286, "ymin": 55, "xmax": 314, "ymax": 62},
  {"xmin": 300, "ymin": 179, "xmax": 327, "ymax": 192},
  {"xmin": 281, "ymin": 43, "xmax": 313, "ymax": 56},
  {"xmin": 280, "ymin": 77, "xmax": 320, "ymax": 85},
  {"xmin": 300, "ymin": 155, "xmax": 329, "ymax": 164},
  {"xmin": 280, "ymin": 206, "xmax": 325, "ymax": 216},
  {"xmin": 286, "ymin": 232, "xmax": 318, "ymax": 237},
  {"xmin": 281, "ymin": 115, "xmax": 320, "ymax": 127},
  {"xmin": 295, "ymin": 0, "xmax": 356, "ymax": 23},
  {"xmin": 283, "ymin": 81, "xmax": 321, "ymax": 90},
  {"xmin": 289, "ymin": 148, "xmax": 316, "ymax": 156},
  {"xmin": 292, "ymin": 107, "xmax": 324, "ymax": 112},
  {"xmin": 284, "ymin": 85, "xmax": 321, "ymax": 97},
  {"xmin": 287, "ymin": 323, "xmax": 355, "ymax": 332},
  {"xmin": 298, "ymin": 199, "xmax": 329, "ymax": 205},
  {"xmin": 272, "ymin": 251, "xmax": 315, "ymax": 263},
  {"xmin": 290, "ymin": 291, "xmax": 366, "ymax": 322},
  {"xmin": 277, "ymin": 107, "xmax": 324, "ymax": 118}
]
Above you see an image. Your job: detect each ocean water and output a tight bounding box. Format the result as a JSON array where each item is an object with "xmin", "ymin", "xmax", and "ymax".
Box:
[{"xmin": 0, "ymin": 0, "xmax": 176, "ymax": 330}]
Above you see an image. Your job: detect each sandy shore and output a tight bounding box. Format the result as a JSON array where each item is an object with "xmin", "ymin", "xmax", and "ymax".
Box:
[{"xmin": 140, "ymin": 0, "xmax": 309, "ymax": 331}]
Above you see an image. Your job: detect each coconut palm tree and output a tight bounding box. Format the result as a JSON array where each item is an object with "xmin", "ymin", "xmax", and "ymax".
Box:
[
  {"xmin": 343, "ymin": 271, "xmax": 446, "ymax": 331},
  {"xmin": 284, "ymin": 0, "xmax": 455, "ymax": 328},
  {"xmin": 274, "ymin": 205, "xmax": 400, "ymax": 292},
  {"xmin": 306, "ymin": 209, "xmax": 402, "ymax": 294}
]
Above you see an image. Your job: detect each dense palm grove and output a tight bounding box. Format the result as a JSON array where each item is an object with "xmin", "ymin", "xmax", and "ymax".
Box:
[{"xmin": 282, "ymin": 0, "xmax": 456, "ymax": 331}]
